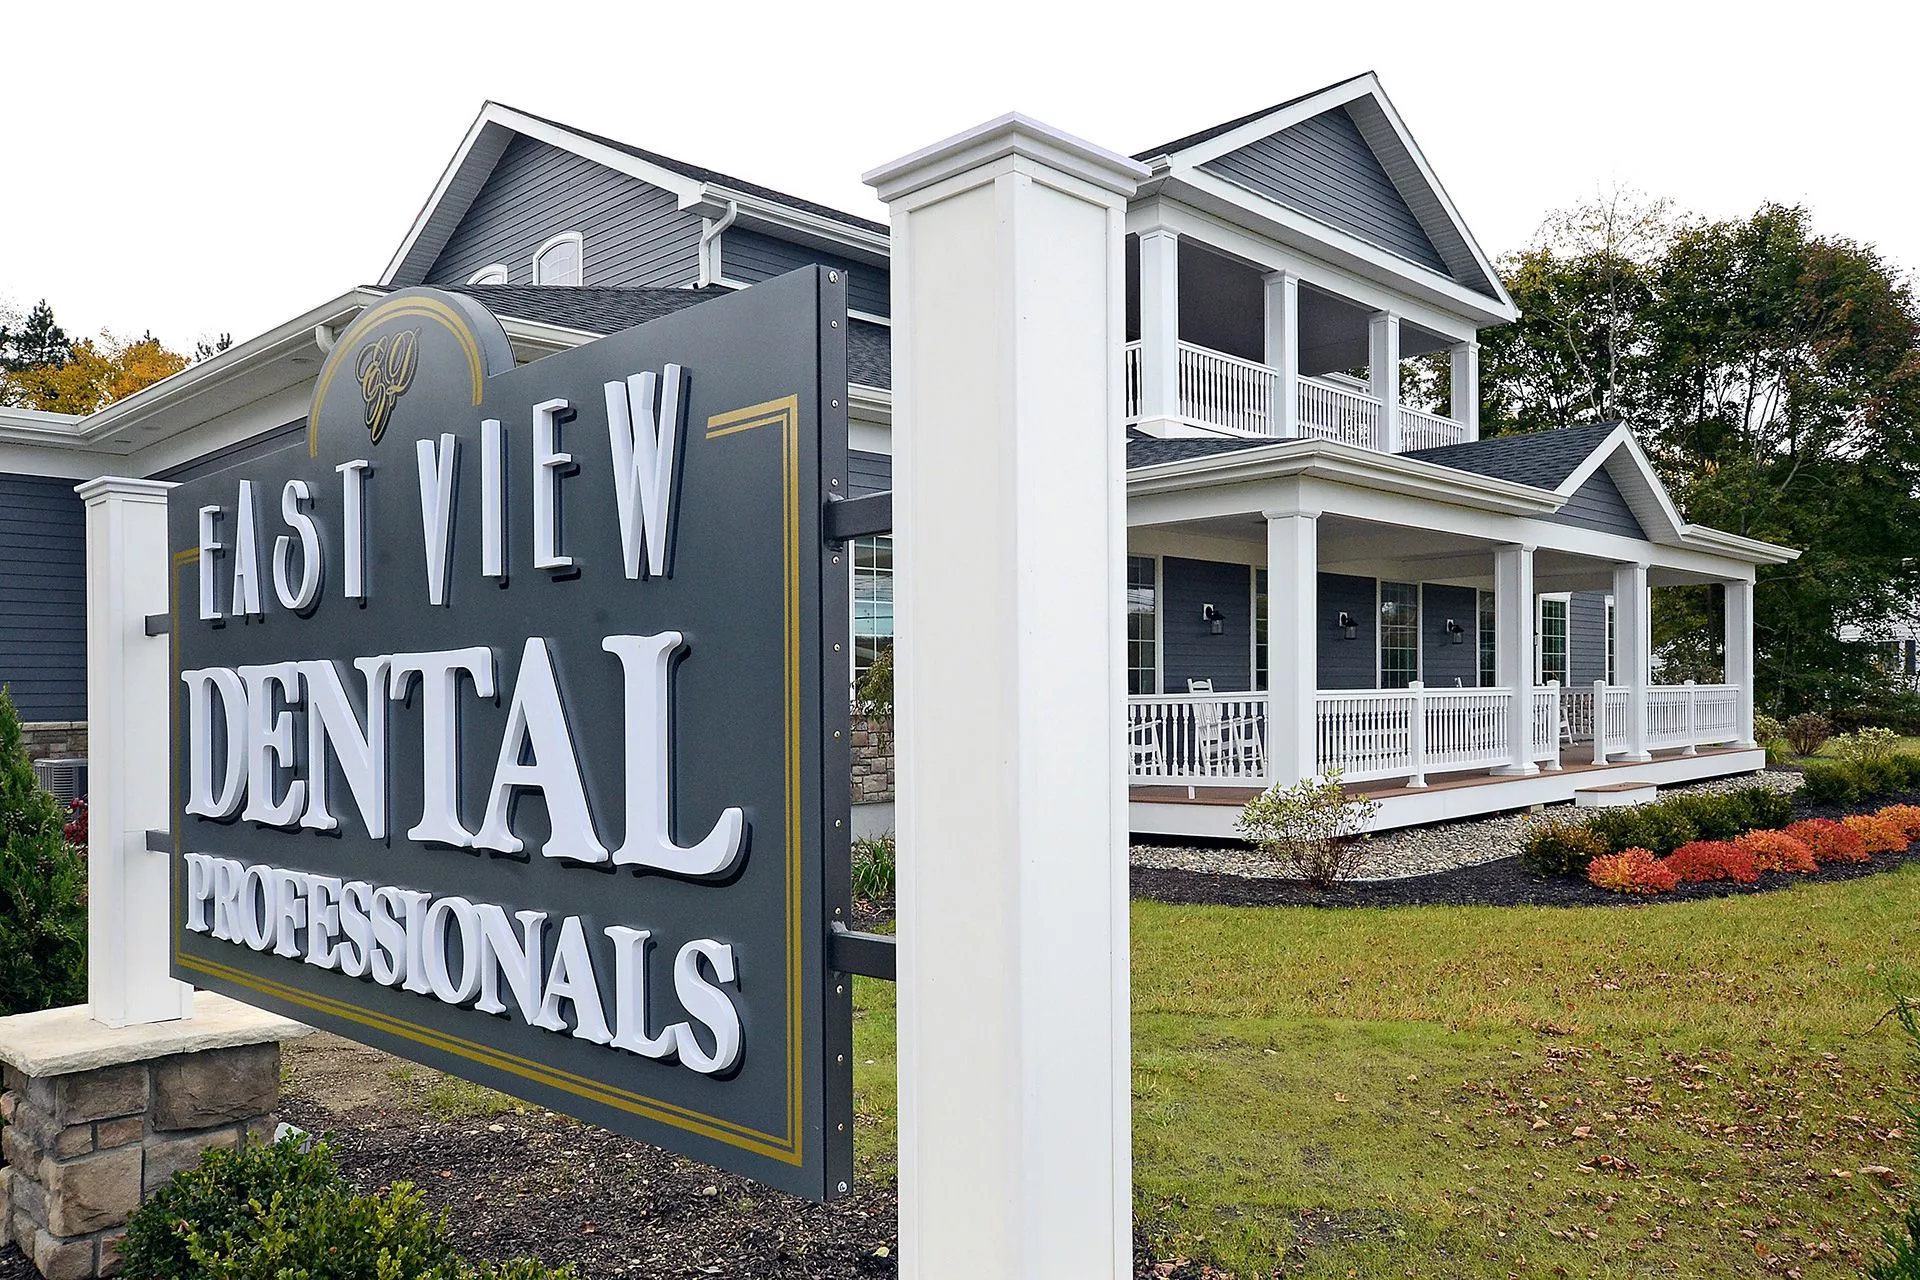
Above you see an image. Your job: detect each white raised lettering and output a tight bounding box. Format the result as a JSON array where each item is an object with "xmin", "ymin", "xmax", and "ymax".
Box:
[{"xmin": 474, "ymin": 638, "xmax": 607, "ymax": 864}]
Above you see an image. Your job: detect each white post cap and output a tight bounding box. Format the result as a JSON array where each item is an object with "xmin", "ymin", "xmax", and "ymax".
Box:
[{"xmin": 863, "ymin": 112, "xmax": 1150, "ymax": 204}]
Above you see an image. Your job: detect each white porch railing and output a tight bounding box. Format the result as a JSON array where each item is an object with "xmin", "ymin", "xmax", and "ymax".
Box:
[
  {"xmin": 1400, "ymin": 404, "xmax": 1473, "ymax": 451},
  {"xmin": 1296, "ymin": 377, "xmax": 1384, "ymax": 450},
  {"xmin": 1127, "ymin": 692, "xmax": 1269, "ymax": 785},
  {"xmin": 1179, "ymin": 344, "xmax": 1277, "ymax": 435},
  {"xmin": 1129, "ymin": 681, "xmax": 1745, "ymax": 788}
]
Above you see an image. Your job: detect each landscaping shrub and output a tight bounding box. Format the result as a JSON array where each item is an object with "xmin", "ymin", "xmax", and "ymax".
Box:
[
  {"xmin": 1800, "ymin": 759, "xmax": 1860, "ymax": 806},
  {"xmin": 1785, "ymin": 818, "xmax": 1870, "ymax": 865},
  {"xmin": 1878, "ymin": 805, "xmax": 1920, "ymax": 840},
  {"xmin": 1785, "ymin": 712, "xmax": 1833, "ymax": 757},
  {"xmin": 1753, "ymin": 712, "xmax": 1785, "ymax": 746},
  {"xmin": 124, "ymin": 1135, "xmax": 574, "ymax": 1280},
  {"xmin": 1520, "ymin": 816, "xmax": 1611, "ymax": 878},
  {"xmin": 1735, "ymin": 829, "xmax": 1818, "ymax": 874},
  {"xmin": 0, "ymin": 687, "xmax": 88, "ymax": 1017},
  {"xmin": 1664, "ymin": 840, "xmax": 1760, "ymax": 885},
  {"xmin": 1585, "ymin": 801, "xmax": 1699, "ymax": 856},
  {"xmin": 1843, "ymin": 813, "xmax": 1910, "ymax": 855},
  {"xmin": 1238, "ymin": 770, "xmax": 1380, "ymax": 888},
  {"xmin": 850, "ymin": 832, "xmax": 895, "ymax": 904},
  {"xmin": 1833, "ymin": 727, "xmax": 1905, "ymax": 764},
  {"xmin": 1586, "ymin": 847, "xmax": 1678, "ymax": 895},
  {"xmin": 1725, "ymin": 785, "xmax": 1794, "ymax": 833}
]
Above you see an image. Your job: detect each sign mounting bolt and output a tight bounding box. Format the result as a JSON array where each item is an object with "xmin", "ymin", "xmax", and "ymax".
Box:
[
  {"xmin": 829, "ymin": 271, "xmax": 840, "ymax": 283},
  {"xmin": 838, "ymin": 1181, "xmax": 849, "ymax": 1194}
]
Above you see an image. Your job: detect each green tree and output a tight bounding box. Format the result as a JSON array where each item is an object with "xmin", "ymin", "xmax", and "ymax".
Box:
[
  {"xmin": 1482, "ymin": 200, "xmax": 1920, "ymax": 712},
  {"xmin": 0, "ymin": 298, "xmax": 73, "ymax": 375},
  {"xmin": 0, "ymin": 688, "xmax": 88, "ymax": 1015}
]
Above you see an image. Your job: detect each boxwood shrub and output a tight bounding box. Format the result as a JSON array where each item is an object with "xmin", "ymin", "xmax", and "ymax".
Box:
[{"xmin": 1801, "ymin": 752, "xmax": 1920, "ymax": 807}]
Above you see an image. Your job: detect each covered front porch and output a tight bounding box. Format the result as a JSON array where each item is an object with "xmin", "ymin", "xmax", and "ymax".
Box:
[{"xmin": 1124, "ymin": 427, "xmax": 1793, "ymax": 835}]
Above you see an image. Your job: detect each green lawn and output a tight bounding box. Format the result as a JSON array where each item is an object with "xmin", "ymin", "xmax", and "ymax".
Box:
[{"xmin": 852, "ymin": 867, "xmax": 1920, "ymax": 1277}]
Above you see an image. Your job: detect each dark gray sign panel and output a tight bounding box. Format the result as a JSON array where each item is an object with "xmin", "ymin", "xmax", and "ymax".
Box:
[{"xmin": 166, "ymin": 269, "xmax": 854, "ymax": 1200}]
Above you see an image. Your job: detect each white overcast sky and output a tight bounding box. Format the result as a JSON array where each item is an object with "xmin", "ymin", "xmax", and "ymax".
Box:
[{"xmin": 4, "ymin": 0, "xmax": 1916, "ymax": 349}]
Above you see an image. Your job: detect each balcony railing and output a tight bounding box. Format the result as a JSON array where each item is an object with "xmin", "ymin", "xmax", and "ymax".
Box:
[
  {"xmin": 1120, "ymin": 340, "xmax": 1473, "ymax": 453},
  {"xmin": 1126, "ymin": 682, "xmax": 1746, "ymax": 787}
]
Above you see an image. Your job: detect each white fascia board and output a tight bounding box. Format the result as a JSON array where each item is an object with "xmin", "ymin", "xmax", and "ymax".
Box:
[
  {"xmin": 0, "ymin": 441, "xmax": 131, "ymax": 480},
  {"xmin": 1132, "ymin": 197, "xmax": 1482, "ymax": 342},
  {"xmin": 379, "ymin": 105, "xmax": 506, "ymax": 286},
  {"xmin": 1678, "ymin": 524, "xmax": 1801, "ymax": 565},
  {"xmin": 0, "ymin": 407, "xmax": 88, "ymax": 448},
  {"xmin": 1137, "ymin": 73, "xmax": 1380, "ymax": 170},
  {"xmin": 1127, "ymin": 438, "xmax": 1560, "ymax": 514},
  {"xmin": 697, "ymin": 187, "xmax": 891, "ymax": 264},
  {"xmin": 1166, "ymin": 170, "xmax": 1517, "ymax": 326},
  {"xmin": 74, "ymin": 289, "xmax": 381, "ymax": 448}
]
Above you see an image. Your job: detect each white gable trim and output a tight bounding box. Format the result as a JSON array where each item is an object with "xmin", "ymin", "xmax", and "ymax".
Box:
[
  {"xmin": 380, "ymin": 102, "xmax": 889, "ymax": 288},
  {"xmin": 1143, "ymin": 73, "xmax": 1516, "ymax": 319}
]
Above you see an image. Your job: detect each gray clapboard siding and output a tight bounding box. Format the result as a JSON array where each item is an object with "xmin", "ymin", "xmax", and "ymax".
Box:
[
  {"xmin": 1420, "ymin": 584, "xmax": 1479, "ymax": 689},
  {"xmin": 1201, "ymin": 106, "xmax": 1448, "ymax": 275},
  {"xmin": 722, "ymin": 229, "xmax": 890, "ymax": 318},
  {"xmin": 1162, "ymin": 557, "xmax": 1254, "ymax": 691},
  {"xmin": 1317, "ymin": 573, "xmax": 1378, "ymax": 691},
  {"xmin": 1569, "ymin": 591, "xmax": 1611, "ymax": 687},
  {"xmin": 0, "ymin": 473, "xmax": 87, "ymax": 720},
  {"xmin": 1548, "ymin": 468, "xmax": 1645, "ymax": 539},
  {"xmin": 422, "ymin": 137, "xmax": 703, "ymax": 289},
  {"xmin": 847, "ymin": 450, "xmax": 891, "ymax": 498}
]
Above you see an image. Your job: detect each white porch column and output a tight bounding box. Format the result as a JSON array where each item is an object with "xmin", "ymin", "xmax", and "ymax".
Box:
[
  {"xmin": 867, "ymin": 115, "xmax": 1144, "ymax": 1280},
  {"xmin": 1370, "ymin": 311, "xmax": 1401, "ymax": 452},
  {"xmin": 1264, "ymin": 271, "xmax": 1300, "ymax": 438},
  {"xmin": 1614, "ymin": 561, "xmax": 1652, "ymax": 761},
  {"xmin": 1492, "ymin": 542, "xmax": 1538, "ymax": 775},
  {"xmin": 1138, "ymin": 226, "xmax": 1181, "ymax": 431},
  {"xmin": 1265, "ymin": 508, "xmax": 1318, "ymax": 786},
  {"xmin": 1725, "ymin": 576, "xmax": 1756, "ymax": 746},
  {"xmin": 78, "ymin": 477, "xmax": 195, "ymax": 1028},
  {"xmin": 1450, "ymin": 339, "xmax": 1480, "ymax": 438}
]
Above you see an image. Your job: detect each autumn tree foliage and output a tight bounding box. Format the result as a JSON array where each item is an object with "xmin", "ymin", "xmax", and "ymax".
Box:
[{"xmin": 0, "ymin": 298, "xmax": 203, "ymax": 414}]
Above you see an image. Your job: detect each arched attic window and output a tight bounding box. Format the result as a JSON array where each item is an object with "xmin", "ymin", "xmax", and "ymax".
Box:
[
  {"xmin": 532, "ymin": 232, "xmax": 584, "ymax": 286},
  {"xmin": 468, "ymin": 264, "xmax": 510, "ymax": 285}
]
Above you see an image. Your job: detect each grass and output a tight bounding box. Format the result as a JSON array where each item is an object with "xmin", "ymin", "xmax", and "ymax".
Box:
[
  {"xmin": 390, "ymin": 1064, "xmax": 527, "ymax": 1121},
  {"xmin": 852, "ymin": 868, "xmax": 1920, "ymax": 1277}
]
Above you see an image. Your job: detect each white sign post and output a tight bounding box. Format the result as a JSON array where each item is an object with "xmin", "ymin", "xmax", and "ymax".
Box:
[
  {"xmin": 78, "ymin": 477, "xmax": 195, "ymax": 1027},
  {"xmin": 867, "ymin": 116, "xmax": 1147, "ymax": 1277}
]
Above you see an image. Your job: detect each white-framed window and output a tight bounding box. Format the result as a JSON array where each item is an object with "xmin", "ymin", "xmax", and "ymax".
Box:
[
  {"xmin": 1537, "ymin": 594, "xmax": 1570, "ymax": 686},
  {"xmin": 1378, "ymin": 581, "xmax": 1420, "ymax": 689},
  {"xmin": 467, "ymin": 264, "xmax": 510, "ymax": 285},
  {"xmin": 1477, "ymin": 588, "xmax": 1497, "ymax": 688},
  {"xmin": 852, "ymin": 535, "xmax": 894, "ymax": 685},
  {"xmin": 533, "ymin": 232, "xmax": 584, "ymax": 286},
  {"xmin": 1252, "ymin": 567, "xmax": 1268, "ymax": 692},
  {"xmin": 1605, "ymin": 595, "xmax": 1617, "ymax": 685},
  {"xmin": 1127, "ymin": 555, "xmax": 1158, "ymax": 695}
]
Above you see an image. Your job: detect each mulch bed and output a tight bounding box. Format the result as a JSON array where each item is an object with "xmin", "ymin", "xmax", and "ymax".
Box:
[{"xmin": 1132, "ymin": 788, "xmax": 1920, "ymax": 910}]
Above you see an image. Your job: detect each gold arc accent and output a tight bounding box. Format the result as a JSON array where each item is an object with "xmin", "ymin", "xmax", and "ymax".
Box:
[
  {"xmin": 309, "ymin": 298, "xmax": 487, "ymax": 457},
  {"xmin": 171, "ymin": 393, "xmax": 814, "ymax": 1168}
]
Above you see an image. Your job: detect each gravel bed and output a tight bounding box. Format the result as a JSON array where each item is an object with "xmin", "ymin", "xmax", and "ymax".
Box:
[{"xmin": 1130, "ymin": 767, "xmax": 1804, "ymax": 883}]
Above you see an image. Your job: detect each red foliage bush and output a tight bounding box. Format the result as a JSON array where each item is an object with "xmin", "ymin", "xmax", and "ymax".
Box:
[
  {"xmin": 61, "ymin": 797, "xmax": 87, "ymax": 848},
  {"xmin": 1586, "ymin": 847, "xmax": 1680, "ymax": 895},
  {"xmin": 1662, "ymin": 840, "xmax": 1760, "ymax": 885},
  {"xmin": 1734, "ymin": 828, "xmax": 1817, "ymax": 874},
  {"xmin": 1784, "ymin": 818, "xmax": 1869, "ymax": 865},
  {"xmin": 1842, "ymin": 813, "xmax": 1908, "ymax": 854},
  {"xmin": 1874, "ymin": 803, "xmax": 1920, "ymax": 841}
]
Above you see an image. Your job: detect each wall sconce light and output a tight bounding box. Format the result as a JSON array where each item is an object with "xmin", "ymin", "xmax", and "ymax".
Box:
[
  {"xmin": 1337, "ymin": 611, "xmax": 1357, "ymax": 641},
  {"xmin": 1446, "ymin": 618, "xmax": 1464, "ymax": 645},
  {"xmin": 1201, "ymin": 603, "xmax": 1226, "ymax": 635}
]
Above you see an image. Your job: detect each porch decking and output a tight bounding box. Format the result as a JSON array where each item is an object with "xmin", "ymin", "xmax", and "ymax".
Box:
[{"xmin": 1130, "ymin": 744, "xmax": 1767, "ymax": 839}]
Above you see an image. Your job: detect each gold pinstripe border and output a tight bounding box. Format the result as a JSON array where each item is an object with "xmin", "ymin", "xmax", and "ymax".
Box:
[{"xmin": 309, "ymin": 297, "xmax": 487, "ymax": 457}]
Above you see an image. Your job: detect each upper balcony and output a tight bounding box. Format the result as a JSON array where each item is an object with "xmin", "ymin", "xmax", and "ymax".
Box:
[{"xmin": 1122, "ymin": 228, "xmax": 1480, "ymax": 453}]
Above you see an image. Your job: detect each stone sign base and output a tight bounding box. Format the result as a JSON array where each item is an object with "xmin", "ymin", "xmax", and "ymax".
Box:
[{"xmin": 0, "ymin": 995, "xmax": 308, "ymax": 1278}]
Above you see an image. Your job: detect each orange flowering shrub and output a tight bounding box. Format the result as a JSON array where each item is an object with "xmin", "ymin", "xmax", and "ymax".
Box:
[
  {"xmin": 1663, "ymin": 840, "xmax": 1760, "ymax": 885},
  {"xmin": 1735, "ymin": 828, "xmax": 1817, "ymax": 874},
  {"xmin": 1586, "ymin": 847, "xmax": 1680, "ymax": 895},
  {"xmin": 1784, "ymin": 818, "xmax": 1869, "ymax": 864},
  {"xmin": 1842, "ymin": 813, "xmax": 1908, "ymax": 855},
  {"xmin": 1874, "ymin": 804, "xmax": 1920, "ymax": 841}
]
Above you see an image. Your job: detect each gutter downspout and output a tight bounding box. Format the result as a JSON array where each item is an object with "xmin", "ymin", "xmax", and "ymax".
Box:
[{"xmin": 697, "ymin": 200, "xmax": 739, "ymax": 288}]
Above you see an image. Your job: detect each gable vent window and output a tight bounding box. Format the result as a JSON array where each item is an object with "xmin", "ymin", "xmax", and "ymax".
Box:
[
  {"xmin": 533, "ymin": 233, "xmax": 584, "ymax": 286},
  {"xmin": 468, "ymin": 264, "xmax": 510, "ymax": 285}
]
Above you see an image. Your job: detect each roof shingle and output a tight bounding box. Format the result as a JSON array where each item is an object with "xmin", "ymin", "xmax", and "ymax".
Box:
[{"xmin": 1403, "ymin": 423, "xmax": 1621, "ymax": 490}]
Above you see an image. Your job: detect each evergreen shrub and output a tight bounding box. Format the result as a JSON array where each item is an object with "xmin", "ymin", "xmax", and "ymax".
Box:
[{"xmin": 0, "ymin": 687, "xmax": 87, "ymax": 1016}]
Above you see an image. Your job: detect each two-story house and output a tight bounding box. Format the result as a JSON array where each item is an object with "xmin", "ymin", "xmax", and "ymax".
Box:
[{"xmin": 0, "ymin": 73, "xmax": 1795, "ymax": 839}]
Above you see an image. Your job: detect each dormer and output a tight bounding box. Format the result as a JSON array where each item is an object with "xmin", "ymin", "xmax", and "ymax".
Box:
[{"xmin": 1120, "ymin": 73, "xmax": 1518, "ymax": 452}]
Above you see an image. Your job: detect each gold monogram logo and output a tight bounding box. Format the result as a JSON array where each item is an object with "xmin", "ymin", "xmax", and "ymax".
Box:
[{"xmin": 355, "ymin": 329, "xmax": 420, "ymax": 444}]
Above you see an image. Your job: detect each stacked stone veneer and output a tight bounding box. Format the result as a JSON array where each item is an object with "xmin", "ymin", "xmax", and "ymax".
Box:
[
  {"xmin": 850, "ymin": 713, "xmax": 894, "ymax": 805},
  {"xmin": 20, "ymin": 723, "xmax": 87, "ymax": 764},
  {"xmin": 0, "ymin": 1043, "xmax": 280, "ymax": 1279}
]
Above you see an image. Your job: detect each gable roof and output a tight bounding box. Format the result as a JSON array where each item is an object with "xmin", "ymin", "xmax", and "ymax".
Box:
[
  {"xmin": 1405, "ymin": 421, "xmax": 1621, "ymax": 489},
  {"xmin": 1135, "ymin": 73, "xmax": 1516, "ymax": 320},
  {"xmin": 449, "ymin": 284, "xmax": 893, "ymax": 391},
  {"xmin": 382, "ymin": 102, "xmax": 889, "ymax": 290}
]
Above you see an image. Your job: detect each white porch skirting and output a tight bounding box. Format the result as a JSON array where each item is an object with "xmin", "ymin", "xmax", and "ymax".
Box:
[{"xmin": 1130, "ymin": 747, "xmax": 1768, "ymax": 841}]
